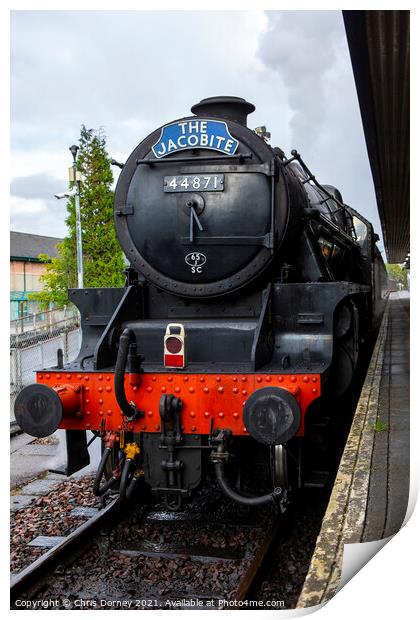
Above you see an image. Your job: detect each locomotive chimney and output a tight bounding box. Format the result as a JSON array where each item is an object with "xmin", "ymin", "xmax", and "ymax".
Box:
[{"xmin": 191, "ymin": 96, "xmax": 255, "ymax": 126}]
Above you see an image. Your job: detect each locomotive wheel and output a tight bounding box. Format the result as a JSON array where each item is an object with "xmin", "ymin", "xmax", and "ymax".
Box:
[
  {"xmin": 331, "ymin": 300, "xmax": 359, "ymax": 396},
  {"xmin": 271, "ymin": 440, "xmax": 301, "ymax": 491}
]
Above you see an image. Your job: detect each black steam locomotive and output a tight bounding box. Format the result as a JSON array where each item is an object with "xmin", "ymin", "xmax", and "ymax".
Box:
[{"xmin": 15, "ymin": 97, "xmax": 388, "ymax": 510}]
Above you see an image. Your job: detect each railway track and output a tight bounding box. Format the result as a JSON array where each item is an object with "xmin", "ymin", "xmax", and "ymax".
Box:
[
  {"xmin": 11, "ymin": 490, "xmax": 286, "ymax": 610},
  {"xmin": 10, "ymin": 496, "xmax": 123, "ymax": 604}
]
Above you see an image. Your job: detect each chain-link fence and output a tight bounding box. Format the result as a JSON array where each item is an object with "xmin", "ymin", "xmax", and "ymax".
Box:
[{"xmin": 10, "ymin": 307, "xmax": 82, "ymax": 424}]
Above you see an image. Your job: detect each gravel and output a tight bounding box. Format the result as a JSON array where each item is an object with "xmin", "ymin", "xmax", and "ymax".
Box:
[
  {"xmin": 11, "ymin": 473, "xmax": 330, "ymax": 609},
  {"xmin": 11, "ymin": 475, "xmax": 99, "ymax": 574},
  {"xmin": 30, "ymin": 436, "xmax": 59, "ymax": 446},
  {"xmin": 14, "ymin": 482, "xmax": 278, "ymax": 609}
]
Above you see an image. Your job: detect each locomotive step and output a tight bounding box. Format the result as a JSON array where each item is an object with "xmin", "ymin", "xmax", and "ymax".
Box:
[{"xmin": 303, "ymin": 470, "xmax": 330, "ymax": 489}]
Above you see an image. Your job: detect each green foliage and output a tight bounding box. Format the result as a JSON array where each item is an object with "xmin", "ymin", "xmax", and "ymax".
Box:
[
  {"xmin": 372, "ymin": 420, "xmax": 389, "ymax": 432},
  {"xmin": 386, "ymin": 263, "xmax": 408, "ymax": 288},
  {"xmin": 31, "ymin": 247, "xmax": 77, "ymax": 308},
  {"xmin": 31, "ymin": 126, "xmax": 125, "ymax": 309}
]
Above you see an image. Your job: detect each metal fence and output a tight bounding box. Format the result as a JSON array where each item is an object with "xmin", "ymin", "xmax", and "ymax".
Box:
[
  {"xmin": 10, "ymin": 306, "xmax": 79, "ymax": 335},
  {"xmin": 10, "ymin": 307, "xmax": 82, "ymax": 423}
]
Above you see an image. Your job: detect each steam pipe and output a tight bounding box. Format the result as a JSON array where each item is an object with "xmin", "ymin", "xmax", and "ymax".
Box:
[
  {"xmin": 93, "ymin": 447, "xmax": 118, "ymax": 496},
  {"xmin": 214, "ymin": 461, "xmax": 283, "ymax": 506},
  {"xmin": 114, "ymin": 328, "xmax": 139, "ymax": 421},
  {"xmin": 211, "ymin": 434, "xmax": 284, "ymax": 506}
]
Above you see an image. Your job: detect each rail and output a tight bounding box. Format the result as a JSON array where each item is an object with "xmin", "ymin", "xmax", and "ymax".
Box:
[
  {"xmin": 10, "ymin": 497, "xmax": 122, "ymax": 602},
  {"xmin": 232, "ymin": 516, "xmax": 283, "ymax": 603},
  {"xmin": 11, "ymin": 496, "xmax": 285, "ymax": 609}
]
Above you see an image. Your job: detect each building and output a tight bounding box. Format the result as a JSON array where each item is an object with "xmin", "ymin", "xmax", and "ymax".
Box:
[{"xmin": 10, "ymin": 231, "xmax": 63, "ymax": 321}]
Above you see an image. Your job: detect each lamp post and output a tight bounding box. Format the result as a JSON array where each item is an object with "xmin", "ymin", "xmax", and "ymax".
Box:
[{"xmin": 69, "ymin": 145, "xmax": 84, "ymax": 289}]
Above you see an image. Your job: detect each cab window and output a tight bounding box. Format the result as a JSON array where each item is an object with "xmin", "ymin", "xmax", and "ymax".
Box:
[{"xmin": 352, "ymin": 215, "xmax": 369, "ymax": 255}]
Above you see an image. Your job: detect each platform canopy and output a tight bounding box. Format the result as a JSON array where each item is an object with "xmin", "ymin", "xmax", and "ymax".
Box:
[{"xmin": 343, "ymin": 10, "xmax": 409, "ymax": 264}]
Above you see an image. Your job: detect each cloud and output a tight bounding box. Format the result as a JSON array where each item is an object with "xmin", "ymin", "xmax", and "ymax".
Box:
[
  {"xmin": 11, "ymin": 173, "xmax": 63, "ymax": 201},
  {"xmin": 9, "ymin": 151, "xmax": 75, "ymax": 236},
  {"xmin": 10, "ymin": 196, "xmax": 47, "ymax": 215},
  {"xmin": 11, "ymin": 147, "xmax": 71, "ymax": 181},
  {"xmin": 10, "ymin": 172, "xmax": 69, "ymax": 236},
  {"xmin": 10, "ymin": 196, "xmax": 68, "ymax": 237},
  {"xmin": 11, "ymin": 11, "xmax": 269, "ymax": 141},
  {"xmin": 10, "ymin": 10, "xmax": 287, "ymax": 237},
  {"xmin": 9, "ymin": 10, "xmax": 381, "ymax": 244}
]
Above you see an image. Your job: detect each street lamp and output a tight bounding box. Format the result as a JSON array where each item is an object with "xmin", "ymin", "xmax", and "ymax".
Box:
[
  {"xmin": 54, "ymin": 145, "xmax": 84, "ymax": 288},
  {"xmin": 69, "ymin": 145, "xmax": 84, "ymax": 289}
]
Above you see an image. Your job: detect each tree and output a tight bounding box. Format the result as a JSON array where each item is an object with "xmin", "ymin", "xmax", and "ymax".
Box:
[
  {"xmin": 386, "ymin": 263, "xmax": 408, "ymax": 289},
  {"xmin": 32, "ymin": 126, "xmax": 125, "ymax": 309}
]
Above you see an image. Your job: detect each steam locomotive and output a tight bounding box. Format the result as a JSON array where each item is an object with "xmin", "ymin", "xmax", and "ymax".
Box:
[{"xmin": 15, "ymin": 97, "xmax": 388, "ymax": 510}]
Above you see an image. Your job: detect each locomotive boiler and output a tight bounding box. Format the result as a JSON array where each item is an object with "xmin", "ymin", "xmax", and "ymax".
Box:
[{"xmin": 14, "ymin": 97, "xmax": 388, "ymax": 509}]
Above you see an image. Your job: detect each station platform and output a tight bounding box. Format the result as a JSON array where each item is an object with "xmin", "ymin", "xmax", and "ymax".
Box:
[{"xmin": 297, "ymin": 292, "xmax": 410, "ymax": 607}]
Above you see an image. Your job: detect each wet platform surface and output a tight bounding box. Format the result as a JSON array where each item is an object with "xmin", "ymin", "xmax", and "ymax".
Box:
[
  {"xmin": 362, "ymin": 293, "xmax": 409, "ymax": 541},
  {"xmin": 298, "ymin": 292, "xmax": 410, "ymax": 607}
]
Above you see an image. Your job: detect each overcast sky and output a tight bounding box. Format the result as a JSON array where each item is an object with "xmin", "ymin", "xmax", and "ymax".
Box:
[{"xmin": 10, "ymin": 10, "xmax": 384, "ymax": 254}]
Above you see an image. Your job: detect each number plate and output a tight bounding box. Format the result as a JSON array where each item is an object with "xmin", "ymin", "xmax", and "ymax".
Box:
[{"xmin": 164, "ymin": 174, "xmax": 224, "ymax": 193}]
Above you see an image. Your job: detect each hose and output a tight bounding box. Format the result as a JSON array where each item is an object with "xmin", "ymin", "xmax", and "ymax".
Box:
[
  {"xmin": 119, "ymin": 458, "xmax": 138, "ymax": 501},
  {"xmin": 93, "ymin": 447, "xmax": 118, "ymax": 496},
  {"xmin": 114, "ymin": 328, "xmax": 138, "ymax": 420},
  {"xmin": 214, "ymin": 461, "xmax": 283, "ymax": 506}
]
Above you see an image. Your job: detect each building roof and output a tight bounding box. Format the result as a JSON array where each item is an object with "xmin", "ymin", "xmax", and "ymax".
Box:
[
  {"xmin": 343, "ymin": 10, "xmax": 409, "ymax": 263},
  {"xmin": 10, "ymin": 231, "xmax": 63, "ymax": 261}
]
